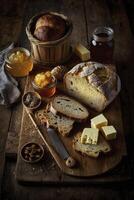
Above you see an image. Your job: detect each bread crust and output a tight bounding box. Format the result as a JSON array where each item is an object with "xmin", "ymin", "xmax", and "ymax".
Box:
[
  {"xmin": 35, "ymin": 103, "xmax": 75, "ymax": 136},
  {"xmin": 51, "ymin": 95, "xmax": 89, "ymax": 120},
  {"xmin": 73, "ymin": 132, "xmax": 111, "ymax": 158},
  {"xmin": 35, "ymin": 14, "xmax": 66, "ymax": 32},
  {"xmin": 64, "ymin": 62, "xmax": 121, "ymax": 112},
  {"xmin": 34, "ymin": 26, "xmax": 64, "ymax": 42},
  {"xmin": 34, "ymin": 14, "xmax": 66, "ymax": 41}
]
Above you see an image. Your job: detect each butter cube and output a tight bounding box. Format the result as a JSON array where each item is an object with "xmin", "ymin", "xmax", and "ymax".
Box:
[
  {"xmin": 101, "ymin": 126, "xmax": 117, "ymax": 140},
  {"xmin": 74, "ymin": 43, "xmax": 90, "ymax": 61},
  {"xmin": 81, "ymin": 128, "xmax": 99, "ymax": 145},
  {"xmin": 91, "ymin": 114, "xmax": 108, "ymax": 129}
]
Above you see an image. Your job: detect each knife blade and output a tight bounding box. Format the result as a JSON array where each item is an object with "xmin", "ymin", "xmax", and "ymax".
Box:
[
  {"xmin": 26, "ymin": 110, "xmax": 76, "ymax": 168},
  {"xmin": 47, "ymin": 128, "xmax": 76, "ymax": 168},
  {"xmin": 47, "ymin": 128, "xmax": 69, "ymax": 160}
]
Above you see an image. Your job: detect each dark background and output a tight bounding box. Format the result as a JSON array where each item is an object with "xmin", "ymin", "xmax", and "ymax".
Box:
[{"xmin": 0, "ymin": 0, "xmax": 134, "ymax": 199}]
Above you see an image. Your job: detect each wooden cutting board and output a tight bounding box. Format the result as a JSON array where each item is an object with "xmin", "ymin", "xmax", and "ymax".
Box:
[{"xmin": 15, "ymin": 69, "xmax": 127, "ymax": 181}]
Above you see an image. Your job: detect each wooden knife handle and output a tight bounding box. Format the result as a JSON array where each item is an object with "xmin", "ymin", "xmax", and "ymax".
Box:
[{"xmin": 65, "ymin": 156, "xmax": 76, "ymax": 168}]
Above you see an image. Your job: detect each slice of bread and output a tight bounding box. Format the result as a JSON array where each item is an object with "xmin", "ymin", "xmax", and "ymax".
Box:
[
  {"xmin": 73, "ymin": 132, "xmax": 111, "ymax": 158},
  {"xmin": 35, "ymin": 103, "xmax": 75, "ymax": 136},
  {"xmin": 51, "ymin": 95, "xmax": 89, "ymax": 120}
]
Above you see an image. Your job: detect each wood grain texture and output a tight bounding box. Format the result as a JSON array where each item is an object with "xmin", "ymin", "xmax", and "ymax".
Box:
[
  {"xmin": 1, "ymin": 0, "xmax": 134, "ymax": 199},
  {"xmin": 107, "ymin": 0, "xmax": 134, "ymax": 176},
  {"xmin": 5, "ymin": 0, "xmax": 88, "ymax": 157},
  {"xmin": 14, "ymin": 0, "xmax": 89, "ymax": 184},
  {"xmin": 5, "ymin": 78, "xmax": 26, "ymax": 158},
  {"xmin": 0, "ymin": 0, "xmax": 27, "ymax": 196},
  {"xmin": 15, "ymin": 107, "xmax": 62, "ymax": 183},
  {"xmin": 15, "ymin": 67, "xmax": 127, "ymax": 182},
  {"xmin": 0, "ymin": 106, "xmax": 11, "ymax": 193},
  {"xmin": 3, "ymin": 160, "xmax": 133, "ymax": 200}
]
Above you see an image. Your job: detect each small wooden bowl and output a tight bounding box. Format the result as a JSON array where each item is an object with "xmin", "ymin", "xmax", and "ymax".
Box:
[
  {"xmin": 26, "ymin": 11, "xmax": 73, "ymax": 66},
  {"xmin": 22, "ymin": 91, "xmax": 41, "ymax": 111},
  {"xmin": 20, "ymin": 142, "xmax": 44, "ymax": 164}
]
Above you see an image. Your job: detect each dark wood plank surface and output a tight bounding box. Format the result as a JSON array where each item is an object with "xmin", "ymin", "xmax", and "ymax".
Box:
[
  {"xmin": 15, "ymin": 68, "xmax": 127, "ymax": 183},
  {"xmin": 1, "ymin": 0, "xmax": 134, "ymax": 199},
  {"xmin": 0, "ymin": 0, "xmax": 27, "ymax": 195}
]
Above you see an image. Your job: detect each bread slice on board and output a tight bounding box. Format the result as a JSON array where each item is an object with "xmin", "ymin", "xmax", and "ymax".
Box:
[
  {"xmin": 51, "ymin": 95, "xmax": 89, "ymax": 120},
  {"xmin": 35, "ymin": 103, "xmax": 75, "ymax": 136},
  {"xmin": 73, "ymin": 132, "xmax": 111, "ymax": 158}
]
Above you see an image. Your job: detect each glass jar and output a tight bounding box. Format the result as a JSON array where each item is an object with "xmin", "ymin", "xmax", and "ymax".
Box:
[
  {"xmin": 32, "ymin": 75, "xmax": 57, "ymax": 98},
  {"xmin": 90, "ymin": 27, "xmax": 114, "ymax": 63},
  {"xmin": 5, "ymin": 47, "xmax": 33, "ymax": 77}
]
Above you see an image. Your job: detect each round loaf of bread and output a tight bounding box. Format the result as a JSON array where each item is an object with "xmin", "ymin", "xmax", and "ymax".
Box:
[
  {"xmin": 36, "ymin": 14, "xmax": 66, "ymax": 32},
  {"xmin": 34, "ymin": 14, "xmax": 66, "ymax": 41},
  {"xmin": 64, "ymin": 62, "xmax": 121, "ymax": 112},
  {"xmin": 34, "ymin": 26, "xmax": 65, "ymax": 42}
]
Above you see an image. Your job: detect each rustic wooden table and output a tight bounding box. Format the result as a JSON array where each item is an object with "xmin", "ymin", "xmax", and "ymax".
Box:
[{"xmin": 0, "ymin": 0, "xmax": 134, "ymax": 199}]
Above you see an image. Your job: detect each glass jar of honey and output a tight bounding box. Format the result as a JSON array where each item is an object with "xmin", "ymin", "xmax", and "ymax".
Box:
[
  {"xmin": 90, "ymin": 27, "xmax": 114, "ymax": 63},
  {"xmin": 5, "ymin": 47, "xmax": 33, "ymax": 77},
  {"xmin": 32, "ymin": 72, "xmax": 57, "ymax": 98}
]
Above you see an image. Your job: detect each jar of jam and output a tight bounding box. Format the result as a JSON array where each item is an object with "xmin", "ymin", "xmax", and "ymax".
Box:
[
  {"xmin": 5, "ymin": 47, "xmax": 33, "ymax": 77},
  {"xmin": 90, "ymin": 27, "xmax": 114, "ymax": 63},
  {"xmin": 32, "ymin": 71, "xmax": 57, "ymax": 98}
]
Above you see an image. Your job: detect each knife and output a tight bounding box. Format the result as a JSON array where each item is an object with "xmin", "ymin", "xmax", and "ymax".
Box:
[
  {"xmin": 26, "ymin": 110, "xmax": 76, "ymax": 168},
  {"xmin": 47, "ymin": 127, "xmax": 76, "ymax": 168}
]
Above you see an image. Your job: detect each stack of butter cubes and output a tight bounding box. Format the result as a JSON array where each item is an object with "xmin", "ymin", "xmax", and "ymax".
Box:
[{"xmin": 81, "ymin": 114, "xmax": 117, "ymax": 145}]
